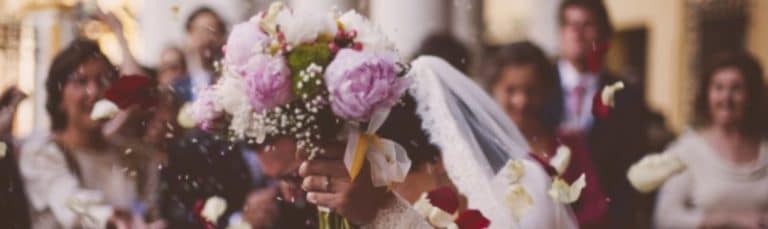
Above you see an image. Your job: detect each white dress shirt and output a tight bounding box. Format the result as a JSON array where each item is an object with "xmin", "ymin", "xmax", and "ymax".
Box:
[{"xmin": 557, "ymin": 60, "xmax": 599, "ymax": 133}]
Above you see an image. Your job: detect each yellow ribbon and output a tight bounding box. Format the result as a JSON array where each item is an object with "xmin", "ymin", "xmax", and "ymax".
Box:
[{"xmin": 349, "ymin": 133, "xmax": 380, "ymax": 181}]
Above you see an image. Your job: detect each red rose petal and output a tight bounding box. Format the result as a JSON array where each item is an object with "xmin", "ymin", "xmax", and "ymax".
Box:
[
  {"xmin": 591, "ymin": 91, "xmax": 611, "ymax": 119},
  {"xmin": 455, "ymin": 209, "xmax": 490, "ymax": 229},
  {"xmin": 104, "ymin": 75, "xmax": 156, "ymax": 109},
  {"xmin": 427, "ymin": 186, "xmax": 460, "ymax": 214}
]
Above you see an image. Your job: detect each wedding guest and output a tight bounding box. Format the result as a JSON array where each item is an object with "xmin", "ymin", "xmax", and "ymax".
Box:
[
  {"xmin": 488, "ymin": 41, "xmax": 609, "ymax": 228},
  {"xmin": 0, "ymin": 86, "xmax": 30, "ymax": 229},
  {"xmin": 19, "ymin": 39, "xmax": 157, "ymax": 228},
  {"xmin": 654, "ymin": 51, "xmax": 768, "ymax": 228},
  {"xmin": 156, "ymin": 98, "xmax": 258, "ymax": 228},
  {"xmin": 414, "ymin": 32, "xmax": 471, "ymax": 73},
  {"xmin": 157, "ymin": 46, "xmax": 189, "ymax": 88},
  {"xmin": 183, "ymin": 6, "xmax": 227, "ymax": 99},
  {"xmin": 552, "ymin": 0, "xmax": 652, "ymax": 226}
]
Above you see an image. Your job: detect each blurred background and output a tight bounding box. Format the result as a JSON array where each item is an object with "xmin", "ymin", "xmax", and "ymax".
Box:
[{"xmin": 0, "ymin": 0, "xmax": 766, "ymax": 139}]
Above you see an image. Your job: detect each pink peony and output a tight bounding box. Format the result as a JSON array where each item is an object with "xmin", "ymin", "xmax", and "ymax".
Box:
[
  {"xmin": 224, "ymin": 18, "xmax": 270, "ymax": 72},
  {"xmin": 324, "ymin": 49, "xmax": 406, "ymax": 121},
  {"xmin": 241, "ymin": 55, "xmax": 293, "ymax": 112}
]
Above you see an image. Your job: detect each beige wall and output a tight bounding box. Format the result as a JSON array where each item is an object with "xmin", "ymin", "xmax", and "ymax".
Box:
[
  {"xmin": 606, "ymin": 0, "xmax": 688, "ymax": 132},
  {"xmin": 747, "ymin": 0, "xmax": 768, "ymax": 82}
]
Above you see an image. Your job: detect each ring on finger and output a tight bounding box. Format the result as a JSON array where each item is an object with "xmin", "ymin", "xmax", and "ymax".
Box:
[{"xmin": 323, "ymin": 175, "xmax": 331, "ymax": 192}]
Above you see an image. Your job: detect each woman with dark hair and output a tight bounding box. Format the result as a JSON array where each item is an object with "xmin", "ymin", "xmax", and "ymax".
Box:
[
  {"xmin": 654, "ymin": 51, "xmax": 768, "ymax": 228},
  {"xmin": 19, "ymin": 39, "xmax": 159, "ymax": 228},
  {"xmin": 487, "ymin": 41, "xmax": 609, "ymax": 228}
]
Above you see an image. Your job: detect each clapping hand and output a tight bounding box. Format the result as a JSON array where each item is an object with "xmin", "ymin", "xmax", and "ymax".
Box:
[
  {"xmin": 0, "ymin": 87, "xmax": 26, "ymax": 139},
  {"xmin": 299, "ymin": 143, "xmax": 394, "ymax": 225}
]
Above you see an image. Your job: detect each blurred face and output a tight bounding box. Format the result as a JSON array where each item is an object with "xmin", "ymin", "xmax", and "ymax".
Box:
[
  {"xmin": 492, "ymin": 65, "xmax": 545, "ymax": 132},
  {"xmin": 187, "ymin": 12, "xmax": 225, "ymax": 63},
  {"xmin": 158, "ymin": 49, "xmax": 186, "ymax": 86},
  {"xmin": 559, "ymin": 6, "xmax": 600, "ymax": 62},
  {"xmin": 143, "ymin": 105, "xmax": 177, "ymax": 146},
  {"xmin": 707, "ymin": 67, "xmax": 748, "ymax": 128},
  {"xmin": 60, "ymin": 58, "xmax": 115, "ymax": 132}
]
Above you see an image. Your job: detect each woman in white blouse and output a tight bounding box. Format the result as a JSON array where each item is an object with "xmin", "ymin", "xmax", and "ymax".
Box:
[
  {"xmin": 19, "ymin": 40, "xmax": 158, "ymax": 228},
  {"xmin": 654, "ymin": 51, "xmax": 768, "ymax": 228}
]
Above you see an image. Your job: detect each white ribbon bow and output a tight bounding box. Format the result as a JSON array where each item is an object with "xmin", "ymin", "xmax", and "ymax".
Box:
[{"xmin": 343, "ymin": 110, "xmax": 411, "ymax": 187}]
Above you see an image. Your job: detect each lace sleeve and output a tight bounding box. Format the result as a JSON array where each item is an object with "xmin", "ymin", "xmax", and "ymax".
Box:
[{"xmin": 361, "ymin": 195, "xmax": 432, "ymax": 229}]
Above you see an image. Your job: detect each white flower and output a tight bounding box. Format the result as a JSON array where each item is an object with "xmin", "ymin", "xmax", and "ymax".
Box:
[
  {"xmin": 503, "ymin": 160, "xmax": 526, "ymax": 183},
  {"xmin": 338, "ymin": 10, "xmax": 396, "ymax": 52},
  {"xmin": 275, "ymin": 8, "xmax": 337, "ymax": 47},
  {"xmin": 548, "ymin": 173, "xmax": 586, "ymax": 204},
  {"xmin": 90, "ymin": 99, "xmax": 119, "ymax": 120},
  {"xmin": 601, "ymin": 81, "xmax": 625, "ymax": 108},
  {"xmin": 505, "ymin": 184, "xmax": 533, "ymax": 222},
  {"xmin": 427, "ymin": 207, "xmax": 456, "ymax": 228},
  {"xmin": 259, "ymin": 2, "xmax": 285, "ymax": 36},
  {"xmin": 0, "ymin": 141, "xmax": 6, "ymax": 159},
  {"xmin": 413, "ymin": 193, "xmax": 433, "ymax": 216},
  {"xmin": 201, "ymin": 196, "xmax": 227, "ymax": 223},
  {"xmin": 176, "ymin": 102, "xmax": 196, "ymax": 129},
  {"xmin": 412, "ymin": 192, "xmax": 457, "ymax": 228},
  {"xmin": 550, "ymin": 145, "xmax": 572, "ymax": 175},
  {"xmin": 627, "ymin": 153, "xmax": 685, "ymax": 193},
  {"xmin": 214, "ymin": 73, "xmax": 250, "ymax": 116}
]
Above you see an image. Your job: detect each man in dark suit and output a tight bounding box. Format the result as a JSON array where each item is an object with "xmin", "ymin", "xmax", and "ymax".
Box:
[{"xmin": 553, "ymin": 0, "xmax": 653, "ymax": 228}]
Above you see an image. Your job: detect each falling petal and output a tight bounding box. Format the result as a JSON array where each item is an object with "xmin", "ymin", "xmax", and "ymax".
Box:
[
  {"xmin": 505, "ymin": 184, "xmax": 533, "ymax": 222},
  {"xmin": 201, "ymin": 196, "xmax": 227, "ymax": 223},
  {"xmin": 503, "ymin": 160, "xmax": 525, "ymax": 183},
  {"xmin": 90, "ymin": 99, "xmax": 119, "ymax": 120},
  {"xmin": 549, "ymin": 145, "xmax": 572, "ymax": 175},
  {"xmin": 600, "ymin": 82, "xmax": 624, "ymax": 108},
  {"xmin": 548, "ymin": 174, "xmax": 586, "ymax": 204},
  {"xmin": 627, "ymin": 153, "xmax": 685, "ymax": 193},
  {"xmin": 0, "ymin": 142, "xmax": 6, "ymax": 159}
]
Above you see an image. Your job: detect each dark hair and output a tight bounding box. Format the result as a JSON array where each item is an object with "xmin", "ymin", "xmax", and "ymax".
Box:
[
  {"xmin": 185, "ymin": 7, "xmax": 227, "ymax": 36},
  {"xmin": 693, "ymin": 50, "xmax": 766, "ymax": 137},
  {"xmin": 46, "ymin": 39, "xmax": 115, "ymax": 131},
  {"xmin": 485, "ymin": 41, "xmax": 562, "ymax": 131},
  {"xmin": 414, "ymin": 33, "xmax": 470, "ymax": 73},
  {"xmin": 377, "ymin": 94, "xmax": 441, "ymax": 171},
  {"xmin": 558, "ymin": 0, "xmax": 613, "ymax": 40}
]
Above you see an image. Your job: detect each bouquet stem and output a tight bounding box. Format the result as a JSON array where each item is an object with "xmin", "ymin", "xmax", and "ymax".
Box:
[{"xmin": 318, "ymin": 210, "xmax": 354, "ymax": 229}]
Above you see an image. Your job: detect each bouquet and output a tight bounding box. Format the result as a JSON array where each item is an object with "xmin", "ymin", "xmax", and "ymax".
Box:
[{"xmin": 186, "ymin": 2, "xmax": 412, "ymax": 228}]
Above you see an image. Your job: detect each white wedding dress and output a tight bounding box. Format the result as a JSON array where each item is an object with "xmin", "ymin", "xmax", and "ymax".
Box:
[{"xmin": 363, "ymin": 56, "xmax": 577, "ymax": 229}]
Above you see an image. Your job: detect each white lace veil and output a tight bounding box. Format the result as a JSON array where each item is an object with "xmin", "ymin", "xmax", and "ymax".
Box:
[{"xmin": 407, "ymin": 56, "xmax": 576, "ymax": 229}]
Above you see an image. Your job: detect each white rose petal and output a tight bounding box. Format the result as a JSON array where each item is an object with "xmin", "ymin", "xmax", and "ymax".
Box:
[
  {"xmin": 601, "ymin": 81, "xmax": 625, "ymax": 107},
  {"xmin": 427, "ymin": 207, "xmax": 456, "ymax": 228},
  {"xmin": 90, "ymin": 99, "xmax": 119, "ymax": 120},
  {"xmin": 503, "ymin": 160, "xmax": 526, "ymax": 183},
  {"xmin": 505, "ymin": 184, "xmax": 533, "ymax": 222},
  {"xmin": 550, "ymin": 145, "xmax": 572, "ymax": 175},
  {"xmin": 259, "ymin": 2, "xmax": 285, "ymax": 36},
  {"xmin": 548, "ymin": 173, "xmax": 586, "ymax": 204},
  {"xmin": 202, "ymin": 196, "xmax": 228, "ymax": 223},
  {"xmin": 276, "ymin": 8, "xmax": 337, "ymax": 47},
  {"xmin": 412, "ymin": 193, "xmax": 433, "ymax": 216},
  {"xmin": 0, "ymin": 142, "xmax": 6, "ymax": 159},
  {"xmin": 177, "ymin": 102, "xmax": 196, "ymax": 129},
  {"xmin": 338, "ymin": 10, "xmax": 396, "ymax": 52},
  {"xmin": 413, "ymin": 192, "xmax": 458, "ymax": 228},
  {"xmin": 627, "ymin": 153, "xmax": 685, "ymax": 193}
]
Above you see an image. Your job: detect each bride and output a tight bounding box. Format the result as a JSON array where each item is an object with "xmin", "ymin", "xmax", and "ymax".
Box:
[{"xmin": 298, "ymin": 56, "xmax": 577, "ymax": 228}]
